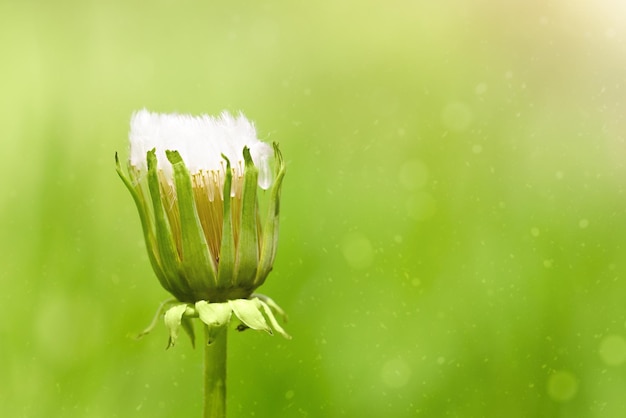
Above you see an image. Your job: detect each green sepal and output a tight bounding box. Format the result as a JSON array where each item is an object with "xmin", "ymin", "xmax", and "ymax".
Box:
[
  {"xmin": 216, "ymin": 155, "xmax": 236, "ymax": 288},
  {"xmin": 164, "ymin": 304, "xmax": 190, "ymax": 349},
  {"xmin": 256, "ymin": 298, "xmax": 291, "ymax": 340},
  {"xmin": 234, "ymin": 147, "xmax": 259, "ymax": 286},
  {"xmin": 160, "ymin": 297, "xmax": 289, "ymax": 348},
  {"xmin": 254, "ymin": 143, "xmax": 286, "ymax": 286},
  {"xmin": 134, "ymin": 298, "xmax": 177, "ymax": 340},
  {"xmin": 195, "ymin": 300, "xmax": 233, "ymax": 327},
  {"xmin": 229, "ymin": 299, "xmax": 271, "ymax": 335},
  {"xmin": 251, "ymin": 293, "xmax": 288, "ymax": 322},
  {"xmin": 147, "ymin": 149, "xmax": 192, "ymax": 301},
  {"xmin": 181, "ymin": 315, "xmax": 196, "ymax": 348},
  {"xmin": 115, "ymin": 153, "xmax": 167, "ymax": 290},
  {"xmin": 196, "ymin": 300, "xmax": 233, "ymax": 344},
  {"xmin": 166, "ymin": 150, "xmax": 217, "ymax": 299}
]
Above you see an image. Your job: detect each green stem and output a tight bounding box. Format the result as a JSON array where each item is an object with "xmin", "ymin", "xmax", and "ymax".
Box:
[{"xmin": 203, "ymin": 324, "xmax": 227, "ymax": 418}]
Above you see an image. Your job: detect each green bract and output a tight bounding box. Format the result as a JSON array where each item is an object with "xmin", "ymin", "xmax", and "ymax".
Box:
[
  {"xmin": 115, "ymin": 143, "xmax": 286, "ymax": 304},
  {"xmin": 165, "ymin": 295, "xmax": 291, "ymax": 348}
]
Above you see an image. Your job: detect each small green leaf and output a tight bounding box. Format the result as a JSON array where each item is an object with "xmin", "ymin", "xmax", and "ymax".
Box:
[
  {"xmin": 217, "ymin": 155, "xmax": 236, "ymax": 288},
  {"xmin": 234, "ymin": 147, "xmax": 259, "ymax": 287},
  {"xmin": 229, "ymin": 299, "xmax": 271, "ymax": 334},
  {"xmin": 166, "ymin": 150, "xmax": 217, "ymax": 299},
  {"xmin": 164, "ymin": 304, "xmax": 189, "ymax": 349}
]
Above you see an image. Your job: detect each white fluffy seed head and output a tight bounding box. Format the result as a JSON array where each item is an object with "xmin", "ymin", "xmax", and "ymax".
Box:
[{"xmin": 128, "ymin": 109, "xmax": 273, "ymax": 189}]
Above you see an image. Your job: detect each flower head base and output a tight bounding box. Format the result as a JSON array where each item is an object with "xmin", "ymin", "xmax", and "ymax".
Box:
[{"xmin": 116, "ymin": 109, "xmax": 286, "ymax": 304}]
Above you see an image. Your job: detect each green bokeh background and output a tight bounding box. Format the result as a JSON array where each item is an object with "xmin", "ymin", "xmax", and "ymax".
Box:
[{"xmin": 2, "ymin": 0, "xmax": 626, "ymax": 416}]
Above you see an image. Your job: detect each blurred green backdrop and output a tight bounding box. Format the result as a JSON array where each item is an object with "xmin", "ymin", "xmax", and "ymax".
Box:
[{"xmin": 2, "ymin": 0, "xmax": 626, "ymax": 416}]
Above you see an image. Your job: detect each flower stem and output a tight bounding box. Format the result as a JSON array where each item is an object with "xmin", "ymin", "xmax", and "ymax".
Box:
[{"xmin": 203, "ymin": 324, "xmax": 227, "ymax": 418}]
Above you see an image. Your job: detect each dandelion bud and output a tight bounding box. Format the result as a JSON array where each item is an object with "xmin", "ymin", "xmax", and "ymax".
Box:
[{"xmin": 116, "ymin": 109, "xmax": 285, "ymax": 304}]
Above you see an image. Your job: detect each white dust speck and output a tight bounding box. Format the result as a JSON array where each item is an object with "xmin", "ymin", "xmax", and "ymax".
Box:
[
  {"xmin": 472, "ymin": 144, "xmax": 483, "ymax": 154},
  {"xmin": 579, "ymin": 219, "xmax": 589, "ymax": 229},
  {"xmin": 531, "ymin": 227, "xmax": 540, "ymax": 237}
]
